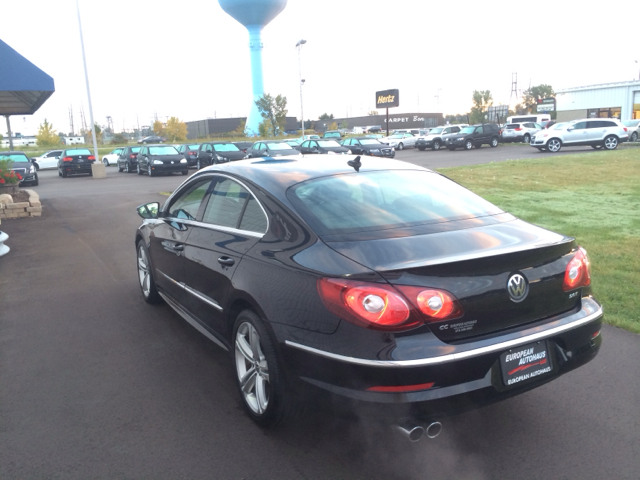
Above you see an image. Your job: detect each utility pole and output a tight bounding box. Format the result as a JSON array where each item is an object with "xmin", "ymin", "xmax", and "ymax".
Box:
[
  {"xmin": 509, "ymin": 72, "xmax": 518, "ymax": 108},
  {"xmin": 69, "ymin": 105, "xmax": 75, "ymax": 135}
]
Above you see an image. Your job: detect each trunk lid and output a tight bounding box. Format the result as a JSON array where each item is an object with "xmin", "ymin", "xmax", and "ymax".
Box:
[{"xmin": 324, "ymin": 220, "xmax": 579, "ymax": 342}]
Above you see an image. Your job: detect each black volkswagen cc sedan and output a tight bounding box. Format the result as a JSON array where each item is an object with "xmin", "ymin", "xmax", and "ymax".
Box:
[
  {"xmin": 136, "ymin": 145, "xmax": 188, "ymax": 176},
  {"xmin": 58, "ymin": 148, "xmax": 96, "ymax": 177},
  {"xmin": 135, "ymin": 156, "xmax": 602, "ymax": 428}
]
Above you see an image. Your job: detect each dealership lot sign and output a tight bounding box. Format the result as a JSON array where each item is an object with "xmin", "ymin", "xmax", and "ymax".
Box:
[{"xmin": 376, "ymin": 89, "xmax": 400, "ymax": 109}]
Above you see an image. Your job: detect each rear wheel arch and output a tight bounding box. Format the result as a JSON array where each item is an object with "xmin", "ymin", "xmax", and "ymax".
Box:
[{"xmin": 226, "ymin": 296, "xmax": 271, "ymax": 344}]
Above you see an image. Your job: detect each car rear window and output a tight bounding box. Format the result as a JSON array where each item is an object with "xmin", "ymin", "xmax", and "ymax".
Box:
[
  {"xmin": 149, "ymin": 146, "xmax": 179, "ymax": 155},
  {"xmin": 213, "ymin": 144, "xmax": 240, "ymax": 152},
  {"xmin": 288, "ymin": 170, "xmax": 503, "ymax": 235},
  {"xmin": 268, "ymin": 143, "xmax": 294, "ymax": 151},
  {"xmin": 66, "ymin": 149, "xmax": 91, "ymax": 155},
  {"xmin": 131, "ymin": 147, "xmax": 141, "ymax": 153},
  {"xmin": 506, "ymin": 124, "xmax": 520, "ymax": 129}
]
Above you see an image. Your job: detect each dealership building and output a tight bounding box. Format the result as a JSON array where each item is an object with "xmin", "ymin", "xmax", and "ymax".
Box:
[
  {"xmin": 186, "ymin": 112, "xmax": 443, "ymax": 138},
  {"xmin": 555, "ymin": 80, "xmax": 640, "ymax": 122}
]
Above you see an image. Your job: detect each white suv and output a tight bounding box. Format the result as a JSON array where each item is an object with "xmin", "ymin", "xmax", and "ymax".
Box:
[
  {"xmin": 530, "ymin": 118, "xmax": 629, "ymax": 152},
  {"xmin": 501, "ymin": 122, "xmax": 542, "ymax": 143}
]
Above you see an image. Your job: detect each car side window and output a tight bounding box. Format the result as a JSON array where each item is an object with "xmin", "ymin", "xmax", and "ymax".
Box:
[
  {"xmin": 167, "ymin": 179, "xmax": 212, "ymax": 220},
  {"xmin": 301, "ymin": 141, "xmax": 309, "ymax": 148},
  {"xmin": 452, "ymin": 127, "xmax": 460, "ymax": 133},
  {"xmin": 572, "ymin": 122, "xmax": 588, "ymax": 130},
  {"xmin": 475, "ymin": 126, "xmax": 484, "ymax": 134},
  {"xmin": 202, "ymin": 177, "xmax": 259, "ymax": 230}
]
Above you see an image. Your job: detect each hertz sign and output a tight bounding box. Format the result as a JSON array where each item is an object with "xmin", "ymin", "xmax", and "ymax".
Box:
[{"xmin": 376, "ymin": 89, "xmax": 400, "ymax": 109}]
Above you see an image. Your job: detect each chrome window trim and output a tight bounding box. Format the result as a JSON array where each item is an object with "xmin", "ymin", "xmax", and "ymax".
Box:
[
  {"xmin": 285, "ymin": 305, "xmax": 603, "ymax": 368},
  {"xmin": 157, "ymin": 270, "xmax": 224, "ymax": 312},
  {"xmin": 163, "ymin": 172, "xmax": 269, "ymax": 237}
]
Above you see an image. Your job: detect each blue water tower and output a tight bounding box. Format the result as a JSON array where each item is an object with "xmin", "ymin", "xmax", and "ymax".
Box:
[{"xmin": 218, "ymin": 0, "xmax": 287, "ymax": 136}]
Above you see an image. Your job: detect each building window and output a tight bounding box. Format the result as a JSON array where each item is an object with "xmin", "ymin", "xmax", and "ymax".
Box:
[{"xmin": 587, "ymin": 107, "xmax": 621, "ymax": 119}]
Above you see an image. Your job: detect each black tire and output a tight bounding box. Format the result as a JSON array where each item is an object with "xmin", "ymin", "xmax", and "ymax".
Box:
[
  {"xmin": 432, "ymin": 140, "xmax": 441, "ymax": 150},
  {"xmin": 117, "ymin": 162, "xmax": 123, "ymax": 172},
  {"xmin": 34, "ymin": 162, "xmax": 40, "ymax": 171},
  {"xmin": 136, "ymin": 240, "xmax": 161, "ymax": 304},
  {"xmin": 181, "ymin": 169, "xmax": 188, "ymax": 176},
  {"xmin": 490, "ymin": 137, "xmax": 499, "ymax": 147},
  {"xmin": 125, "ymin": 162, "xmax": 130, "ymax": 173},
  {"xmin": 631, "ymin": 132, "xmax": 638, "ymax": 142},
  {"xmin": 397, "ymin": 142, "xmax": 404, "ymax": 151},
  {"xmin": 197, "ymin": 159, "xmax": 201, "ymax": 170},
  {"xmin": 523, "ymin": 134, "xmax": 531, "ymax": 144},
  {"xmin": 61, "ymin": 168, "xmax": 68, "ymax": 178},
  {"xmin": 233, "ymin": 310, "xmax": 299, "ymax": 427},
  {"xmin": 58, "ymin": 168, "xmax": 62, "ymax": 177},
  {"xmin": 137, "ymin": 164, "xmax": 143, "ymax": 175},
  {"xmin": 148, "ymin": 164, "xmax": 155, "ymax": 177},
  {"xmin": 464, "ymin": 140, "xmax": 474, "ymax": 150},
  {"xmin": 32, "ymin": 175, "xmax": 39, "ymax": 186},
  {"xmin": 603, "ymin": 135, "xmax": 618, "ymax": 151}
]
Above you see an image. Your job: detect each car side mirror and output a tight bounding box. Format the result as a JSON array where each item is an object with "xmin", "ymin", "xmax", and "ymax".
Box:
[
  {"xmin": 567, "ymin": 127, "xmax": 574, "ymax": 132},
  {"xmin": 137, "ymin": 202, "xmax": 160, "ymax": 219}
]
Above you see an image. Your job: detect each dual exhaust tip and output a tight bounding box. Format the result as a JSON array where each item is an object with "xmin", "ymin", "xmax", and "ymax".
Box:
[{"xmin": 395, "ymin": 420, "xmax": 442, "ymax": 442}]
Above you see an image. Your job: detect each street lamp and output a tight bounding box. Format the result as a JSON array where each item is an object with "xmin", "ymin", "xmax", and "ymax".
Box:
[{"xmin": 296, "ymin": 39, "xmax": 307, "ymax": 137}]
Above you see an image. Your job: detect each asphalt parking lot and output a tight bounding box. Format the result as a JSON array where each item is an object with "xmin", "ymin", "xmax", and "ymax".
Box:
[{"xmin": 1, "ymin": 145, "xmax": 639, "ymax": 479}]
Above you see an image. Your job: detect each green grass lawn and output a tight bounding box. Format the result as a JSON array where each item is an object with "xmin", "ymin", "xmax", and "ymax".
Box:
[{"xmin": 440, "ymin": 148, "xmax": 640, "ymax": 333}]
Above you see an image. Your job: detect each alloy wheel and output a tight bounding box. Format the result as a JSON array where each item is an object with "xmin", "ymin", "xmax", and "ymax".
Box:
[
  {"xmin": 604, "ymin": 136, "xmax": 618, "ymax": 150},
  {"xmin": 235, "ymin": 322, "xmax": 270, "ymax": 415},
  {"xmin": 547, "ymin": 139, "xmax": 561, "ymax": 152}
]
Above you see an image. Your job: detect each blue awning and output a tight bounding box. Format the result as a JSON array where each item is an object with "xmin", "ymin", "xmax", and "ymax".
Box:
[{"xmin": 0, "ymin": 39, "xmax": 55, "ymax": 115}]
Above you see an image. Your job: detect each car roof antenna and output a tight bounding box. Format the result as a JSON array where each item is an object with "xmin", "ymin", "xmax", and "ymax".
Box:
[{"xmin": 347, "ymin": 156, "xmax": 361, "ymax": 172}]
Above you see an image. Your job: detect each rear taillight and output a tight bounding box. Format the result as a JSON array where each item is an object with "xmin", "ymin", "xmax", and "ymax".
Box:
[
  {"xmin": 563, "ymin": 247, "xmax": 591, "ymax": 291},
  {"xmin": 188, "ymin": 151, "xmax": 196, "ymax": 155},
  {"xmin": 395, "ymin": 286, "xmax": 463, "ymax": 321},
  {"xmin": 317, "ymin": 278, "xmax": 418, "ymax": 331},
  {"xmin": 515, "ymin": 128, "xmax": 522, "ymax": 131},
  {"xmin": 88, "ymin": 155, "xmax": 95, "ymax": 160},
  {"xmin": 317, "ymin": 278, "xmax": 464, "ymax": 331},
  {"xmin": 63, "ymin": 156, "xmax": 73, "ymax": 162},
  {"xmin": 130, "ymin": 154, "xmax": 137, "ymax": 159},
  {"xmin": 623, "ymin": 127, "xmax": 628, "ymax": 132}
]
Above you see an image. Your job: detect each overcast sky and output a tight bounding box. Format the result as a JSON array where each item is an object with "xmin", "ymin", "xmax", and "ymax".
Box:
[{"xmin": 3, "ymin": 0, "xmax": 638, "ymax": 136}]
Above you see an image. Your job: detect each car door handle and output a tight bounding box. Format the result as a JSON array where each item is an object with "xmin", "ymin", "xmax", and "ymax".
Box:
[
  {"xmin": 162, "ymin": 241, "xmax": 184, "ymax": 255},
  {"xmin": 218, "ymin": 256, "xmax": 235, "ymax": 266}
]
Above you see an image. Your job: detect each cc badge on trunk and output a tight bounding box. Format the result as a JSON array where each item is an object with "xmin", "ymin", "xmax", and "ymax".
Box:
[{"xmin": 507, "ymin": 273, "xmax": 528, "ymax": 303}]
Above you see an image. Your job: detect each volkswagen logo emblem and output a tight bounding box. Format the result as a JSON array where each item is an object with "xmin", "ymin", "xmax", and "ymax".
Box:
[{"xmin": 507, "ymin": 274, "xmax": 528, "ymax": 303}]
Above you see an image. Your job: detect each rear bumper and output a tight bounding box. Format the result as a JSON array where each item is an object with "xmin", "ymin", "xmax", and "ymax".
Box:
[
  {"xmin": 150, "ymin": 163, "xmax": 187, "ymax": 173},
  {"xmin": 282, "ymin": 297, "xmax": 603, "ymax": 413},
  {"xmin": 62, "ymin": 163, "xmax": 93, "ymax": 174}
]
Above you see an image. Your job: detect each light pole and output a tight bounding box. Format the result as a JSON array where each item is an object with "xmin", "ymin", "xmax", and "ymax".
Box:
[{"xmin": 296, "ymin": 39, "xmax": 306, "ymax": 137}]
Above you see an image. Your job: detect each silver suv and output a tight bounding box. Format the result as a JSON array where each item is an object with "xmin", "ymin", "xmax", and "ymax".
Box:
[
  {"xmin": 416, "ymin": 124, "xmax": 468, "ymax": 151},
  {"xmin": 501, "ymin": 122, "xmax": 542, "ymax": 143},
  {"xmin": 530, "ymin": 118, "xmax": 629, "ymax": 152}
]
